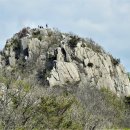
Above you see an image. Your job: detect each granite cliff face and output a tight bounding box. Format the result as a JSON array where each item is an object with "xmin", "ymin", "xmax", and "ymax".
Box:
[
  {"xmin": 0, "ymin": 27, "xmax": 130, "ymax": 97},
  {"xmin": 1, "ymin": 27, "xmax": 130, "ymax": 129}
]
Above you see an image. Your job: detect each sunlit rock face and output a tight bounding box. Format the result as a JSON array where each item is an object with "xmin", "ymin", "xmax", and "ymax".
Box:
[{"xmin": 0, "ymin": 27, "xmax": 130, "ymax": 97}]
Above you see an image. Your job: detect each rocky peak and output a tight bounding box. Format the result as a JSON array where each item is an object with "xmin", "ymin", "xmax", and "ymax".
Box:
[{"xmin": 0, "ymin": 27, "xmax": 130, "ymax": 97}]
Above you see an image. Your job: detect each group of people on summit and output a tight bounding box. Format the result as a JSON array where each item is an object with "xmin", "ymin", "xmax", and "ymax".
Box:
[{"xmin": 38, "ymin": 24, "xmax": 48, "ymax": 29}]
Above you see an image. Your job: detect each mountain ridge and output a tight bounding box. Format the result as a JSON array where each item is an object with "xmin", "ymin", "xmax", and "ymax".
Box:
[
  {"xmin": 0, "ymin": 27, "xmax": 130, "ymax": 129},
  {"xmin": 0, "ymin": 26, "xmax": 130, "ymax": 96}
]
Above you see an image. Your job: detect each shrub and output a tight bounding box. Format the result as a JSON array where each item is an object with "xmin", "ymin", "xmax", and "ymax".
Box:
[
  {"xmin": 78, "ymin": 82, "xmax": 128, "ymax": 129},
  {"xmin": 34, "ymin": 95, "xmax": 84, "ymax": 130},
  {"xmin": 113, "ymin": 58, "xmax": 120, "ymax": 66},
  {"xmin": 32, "ymin": 30, "xmax": 40, "ymax": 36},
  {"xmin": 68, "ymin": 35, "xmax": 80, "ymax": 48},
  {"xmin": 87, "ymin": 62, "xmax": 93, "ymax": 67},
  {"xmin": 100, "ymin": 87, "xmax": 124, "ymax": 111},
  {"xmin": 85, "ymin": 38, "xmax": 104, "ymax": 53},
  {"xmin": 110, "ymin": 55, "xmax": 120, "ymax": 66},
  {"xmin": 124, "ymin": 96, "xmax": 130, "ymax": 105},
  {"xmin": 18, "ymin": 28, "xmax": 29, "ymax": 38},
  {"xmin": 32, "ymin": 30, "xmax": 43, "ymax": 41}
]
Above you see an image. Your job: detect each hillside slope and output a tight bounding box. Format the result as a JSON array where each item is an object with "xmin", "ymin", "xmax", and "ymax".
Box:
[{"xmin": 0, "ymin": 27, "xmax": 130, "ymax": 129}]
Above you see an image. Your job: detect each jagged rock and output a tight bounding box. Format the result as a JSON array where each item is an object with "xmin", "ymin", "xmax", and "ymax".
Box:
[
  {"xmin": 47, "ymin": 61, "xmax": 80, "ymax": 86},
  {"xmin": 0, "ymin": 27, "xmax": 130, "ymax": 97},
  {"xmin": 9, "ymin": 56, "xmax": 16, "ymax": 66},
  {"xmin": 8, "ymin": 48, "xmax": 16, "ymax": 66},
  {"xmin": 0, "ymin": 83, "xmax": 7, "ymax": 101},
  {"xmin": 56, "ymin": 47, "xmax": 64, "ymax": 61},
  {"xmin": 21, "ymin": 37, "xmax": 29, "ymax": 50}
]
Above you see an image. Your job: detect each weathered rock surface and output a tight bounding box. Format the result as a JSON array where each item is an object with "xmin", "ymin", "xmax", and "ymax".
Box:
[
  {"xmin": 0, "ymin": 27, "xmax": 130, "ymax": 97},
  {"xmin": 47, "ymin": 61, "xmax": 80, "ymax": 86},
  {"xmin": 0, "ymin": 83, "xmax": 7, "ymax": 101}
]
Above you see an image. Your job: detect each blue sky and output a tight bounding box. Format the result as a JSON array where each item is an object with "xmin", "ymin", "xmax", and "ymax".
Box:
[{"xmin": 0, "ymin": 0, "xmax": 130, "ymax": 71}]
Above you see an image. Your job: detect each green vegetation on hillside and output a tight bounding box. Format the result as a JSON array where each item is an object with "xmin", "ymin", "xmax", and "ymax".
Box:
[{"xmin": 1, "ymin": 70, "xmax": 130, "ymax": 130}]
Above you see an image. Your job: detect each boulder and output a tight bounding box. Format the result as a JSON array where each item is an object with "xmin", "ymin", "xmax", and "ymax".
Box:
[{"xmin": 47, "ymin": 61, "xmax": 80, "ymax": 86}]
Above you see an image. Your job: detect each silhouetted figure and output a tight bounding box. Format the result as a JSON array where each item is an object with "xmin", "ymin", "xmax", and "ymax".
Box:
[
  {"xmin": 46, "ymin": 24, "xmax": 48, "ymax": 28},
  {"xmin": 38, "ymin": 25, "xmax": 43, "ymax": 29}
]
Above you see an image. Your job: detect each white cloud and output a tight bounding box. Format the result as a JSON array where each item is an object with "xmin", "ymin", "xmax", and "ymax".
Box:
[{"xmin": 0, "ymin": 0, "xmax": 130, "ymax": 70}]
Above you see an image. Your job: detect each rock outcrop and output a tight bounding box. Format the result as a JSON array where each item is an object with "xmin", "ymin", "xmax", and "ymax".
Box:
[
  {"xmin": 47, "ymin": 61, "xmax": 80, "ymax": 86},
  {"xmin": 0, "ymin": 27, "xmax": 130, "ymax": 97}
]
